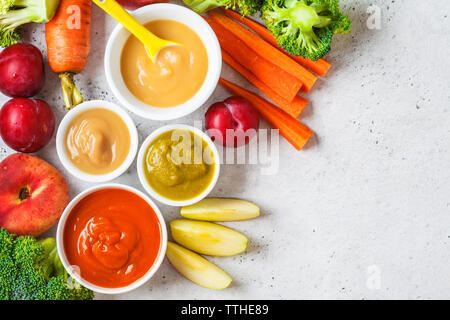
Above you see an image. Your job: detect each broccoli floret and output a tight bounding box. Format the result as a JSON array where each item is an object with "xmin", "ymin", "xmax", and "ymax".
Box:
[
  {"xmin": 9, "ymin": 236, "xmax": 52, "ymax": 300},
  {"xmin": 182, "ymin": 0, "xmax": 262, "ymax": 16},
  {"xmin": 261, "ymin": 0, "xmax": 352, "ymax": 60},
  {"xmin": 0, "ymin": 228, "xmax": 94, "ymax": 300},
  {"xmin": 0, "ymin": 0, "xmax": 60, "ymax": 47},
  {"xmin": 46, "ymin": 274, "xmax": 94, "ymax": 300},
  {"xmin": 237, "ymin": 0, "xmax": 263, "ymax": 16}
]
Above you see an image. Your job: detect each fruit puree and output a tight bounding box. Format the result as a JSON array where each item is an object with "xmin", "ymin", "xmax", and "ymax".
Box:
[
  {"xmin": 63, "ymin": 188, "xmax": 162, "ymax": 288},
  {"xmin": 65, "ymin": 108, "xmax": 130, "ymax": 175},
  {"xmin": 120, "ymin": 20, "xmax": 208, "ymax": 107}
]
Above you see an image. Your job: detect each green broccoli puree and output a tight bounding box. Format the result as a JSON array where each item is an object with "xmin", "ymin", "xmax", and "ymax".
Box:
[{"xmin": 144, "ymin": 130, "xmax": 215, "ymax": 201}]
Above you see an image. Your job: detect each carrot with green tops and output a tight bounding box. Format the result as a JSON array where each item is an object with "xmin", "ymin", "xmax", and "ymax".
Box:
[
  {"xmin": 206, "ymin": 18, "xmax": 302, "ymax": 102},
  {"xmin": 45, "ymin": 0, "xmax": 92, "ymax": 109},
  {"xmin": 209, "ymin": 11, "xmax": 317, "ymax": 93},
  {"xmin": 219, "ymin": 78, "xmax": 313, "ymax": 151},
  {"xmin": 221, "ymin": 8, "xmax": 331, "ymax": 77},
  {"xmin": 221, "ymin": 50, "xmax": 308, "ymax": 119}
]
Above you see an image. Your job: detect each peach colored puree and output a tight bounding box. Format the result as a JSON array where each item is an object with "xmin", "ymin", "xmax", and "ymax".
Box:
[
  {"xmin": 63, "ymin": 188, "xmax": 162, "ymax": 288},
  {"xmin": 65, "ymin": 108, "xmax": 130, "ymax": 175},
  {"xmin": 120, "ymin": 20, "xmax": 208, "ymax": 107}
]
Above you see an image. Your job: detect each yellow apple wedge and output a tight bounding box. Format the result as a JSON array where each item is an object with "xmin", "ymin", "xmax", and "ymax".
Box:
[
  {"xmin": 180, "ymin": 198, "xmax": 260, "ymax": 221},
  {"xmin": 170, "ymin": 219, "xmax": 248, "ymax": 256},
  {"xmin": 166, "ymin": 241, "xmax": 232, "ymax": 290}
]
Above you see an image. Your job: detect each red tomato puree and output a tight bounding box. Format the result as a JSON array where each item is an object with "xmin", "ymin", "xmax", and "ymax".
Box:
[{"xmin": 63, "ymin": 188, "xmax": 162, "ymax": 288}]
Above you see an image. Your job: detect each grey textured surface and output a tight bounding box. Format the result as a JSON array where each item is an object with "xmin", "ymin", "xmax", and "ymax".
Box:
[{"xmin": 1, "ymin": 0, "xmax": 450, "ymax": 299}]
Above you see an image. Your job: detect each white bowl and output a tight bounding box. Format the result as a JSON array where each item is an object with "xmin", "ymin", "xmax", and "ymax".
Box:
[
  {"xmin": 56, "ymin": 183, "xmax": 168, "ymax": 295},
  {"xmin": 137, "ymin": 124, "xmax": 220, "ymax": 207},
  {"xmin": 104, "ymin": 4, "xmax": 222, "ymax": 120},
  {"xmin": 56, "ymin": 100, "xmax": 138, "ymax": 183}
]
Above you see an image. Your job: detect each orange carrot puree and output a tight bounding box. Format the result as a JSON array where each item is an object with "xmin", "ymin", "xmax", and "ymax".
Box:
[{"xmin": 63, "ymin": 188, "xmax": 162, "ymax": 288}]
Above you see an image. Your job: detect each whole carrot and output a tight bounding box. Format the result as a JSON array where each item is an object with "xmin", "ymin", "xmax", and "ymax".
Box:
[{"xmin": 45, "ymin": 0, "xmax": 92, "ymax": 109}]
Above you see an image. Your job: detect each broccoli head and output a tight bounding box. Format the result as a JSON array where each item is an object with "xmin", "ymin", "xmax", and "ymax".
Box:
[
  {"xmin": 0, "ymin": 0, "xmax": 60, "ymax": 47},
  {"xmin": 181, "ymin": 0, "xmax": 262, "ymax": 16},
  {"xmin": 261, "ymin": 0, "xmax": 352, "ymax": 60},
  {"xmin": 0, "ymin": 228, "xmax": 94, "ymax": 300}
]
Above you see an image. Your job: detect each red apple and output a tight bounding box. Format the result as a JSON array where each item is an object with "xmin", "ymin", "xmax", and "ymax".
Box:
[
  {"xmin": 0, "ymin": 153, "xmax": 69, "ymax": 236},
  {"xmin": 116, "ymin": 0, "xmax": 169, "ymax": 10},
  {"xmin": 0, "ymin": 43, "xmax": 45, "ymax": 98},
  {"xmin": 205, "ymin": 96, "xmax": 259, "ymax": 147},
  {"xmin": 0, "ymin": 98, "xmax": 55, "ymax": 153}
]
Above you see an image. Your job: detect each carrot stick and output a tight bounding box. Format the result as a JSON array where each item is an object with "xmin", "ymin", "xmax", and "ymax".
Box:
[
  {"xmin": 222, "ymin": 8, "xmax": 331, "ymax": 76},
  {"xmin": 221, "ymin": 50, "xmax": 308, "ymax": 119},
  {"xmin": 206, "ymin": 18, "xmax": 302, "ymax": 102},
  {"xmin": 291, "ymin": 53, "xmax": 331, "ymax": 77},
  {"xmin": 219, "ymin": 78, "xmax": 313, "ymax": 151},
  {"xmin": 209, "ymin": 11, "xmax": 317, "ymax": 93}
]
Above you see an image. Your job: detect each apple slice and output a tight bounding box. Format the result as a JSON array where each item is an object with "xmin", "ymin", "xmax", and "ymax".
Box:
[
  {"xmin": 166, "ymin": 241, "xmax": 232, "ymax": 290},
  {"xmin": 180, "ymin": 198, "xmax": 260, "ymax": 221},
  {"xmin": 170, "ymin": 219, "xmax": 247, "ymax": 256}
]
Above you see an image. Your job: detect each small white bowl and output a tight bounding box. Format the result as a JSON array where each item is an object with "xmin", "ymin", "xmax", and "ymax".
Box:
[
  {"xmin": 137, "ymin": 124, "xmax": 220, "ymax": 207},
  {"xmin": 104, "ymin": 3, "xmax": 222, "ymax": 120},
  {"xmin": 56, "ymin": 100, "xmax": 138, "ymax": 183},
  {"xmin": 56, "ymin": 183, "xmax": 168, "ymax": 295}
]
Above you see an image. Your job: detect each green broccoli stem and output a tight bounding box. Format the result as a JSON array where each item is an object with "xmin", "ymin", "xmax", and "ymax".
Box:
[
  {"xmin": 0, "ymin": 6, "xmax": 46, "ymax": 47},
  {"xmin": 10, "ymin": 0, "xmax": 41, "ymax": 7},
  {"xmin": 309, "ymin": 2, "xmax": 331, "ymax": 14},
  {"xmin": 38, "ymin": 238, "xmax": 56, "ymax": 256},
  {"xmin": 314, "ymin": 16, "xmax": 332, "ymax": 28},
  {"xmin": 300, "ymin": 28, "xmax": 322, "ymax": 51},
  {"xmin": 37, "ymin": 238, "xmax": 67, "ymax": 278},
  {"xmin": 0, "ymin": 0, "xmax": 60, "ymax": 47},
  {"xmin": 37, "ymin": 238, "xmax": 57, "ymax": 280},
  {"xmin": 10, "ymin": 0, "xmax": 60, "ymax": 22},
  {"xmin": 0, "ymin": 7, "xmax": 38, "ymax": 28},
  {"xmin": 182, "ymin": 0, "xmax": 235, "ymax": 14},
  {"xmin": 59, "ymin": 72, "xmax": 83, "ymax": 110},
  {"xmin": 50, "ymin": 246, "xmax": 66, "ymax": 277},
  {"xmin": 275, "ymin": 2, "xmax": 320, "ymax": 31}
]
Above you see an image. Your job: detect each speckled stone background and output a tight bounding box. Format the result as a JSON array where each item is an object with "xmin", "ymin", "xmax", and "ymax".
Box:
[{"xmin": 1, "ymin": 0, "xmax": 450, "ymax": 299}]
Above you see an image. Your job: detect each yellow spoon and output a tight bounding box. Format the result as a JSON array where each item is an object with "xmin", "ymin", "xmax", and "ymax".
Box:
[{"xmin": 93, "ymin": 0, "xmax": 180, "ymax": 62}]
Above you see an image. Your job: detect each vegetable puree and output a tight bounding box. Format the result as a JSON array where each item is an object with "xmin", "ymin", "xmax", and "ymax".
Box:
[
  {"xmin": 63, "ymin": 188, "xmax": 162, "ymax": 288},
  {"xmin": 65, "ymin": 108, "xmax": 130, "ymax": 175},
  {"xmin": 120, "ymin": 20, "xmax": 208, "ymax": 107},
  {"xmin": 144, "ymin": 129, "xmax": 215, "ymax": 201}
]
